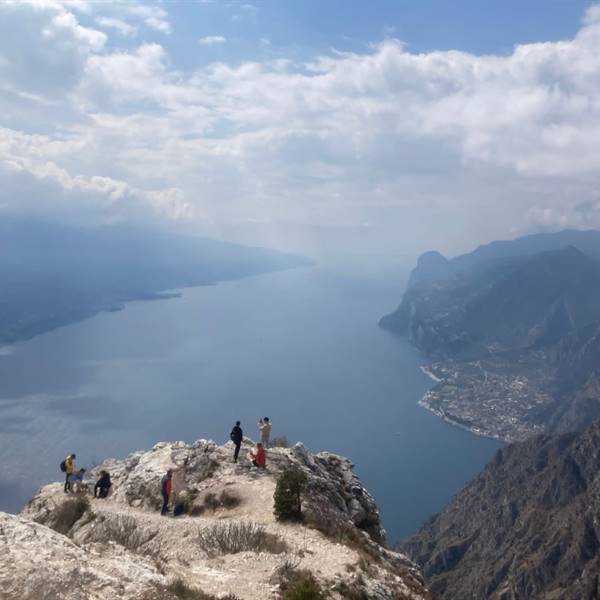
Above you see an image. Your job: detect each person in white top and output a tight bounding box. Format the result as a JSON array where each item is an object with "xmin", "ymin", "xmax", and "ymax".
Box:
[{"xmin": 258, "ymin": 417, "xmax": 272, "ymax": 448}]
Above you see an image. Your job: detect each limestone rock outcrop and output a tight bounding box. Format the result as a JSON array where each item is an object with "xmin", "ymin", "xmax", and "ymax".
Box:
[{"xmin": 9, "ymin": 439, "xmax": 433, "ymax": 600}]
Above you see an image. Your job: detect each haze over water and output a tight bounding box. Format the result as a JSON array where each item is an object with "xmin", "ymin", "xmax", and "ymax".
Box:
[{"xmin": 0, "ymin": 261, "xmax": 500, "ymax": 542}]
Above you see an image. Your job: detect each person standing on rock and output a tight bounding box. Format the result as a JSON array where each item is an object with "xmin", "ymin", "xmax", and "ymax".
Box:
[
  {"xmin": 230, "ymin": 421, "xmax": 243, "ymax": 463},
  {"xmin": 258, "ymin": 417, "xmax": 271, "ymax": 448},
  {"xmin": 160, "ymin": 469, "xmax": 173, "ymax": 516},
  {"xmin": 62, "ymin": 453, "xmax": 76, "ymax": 493}
]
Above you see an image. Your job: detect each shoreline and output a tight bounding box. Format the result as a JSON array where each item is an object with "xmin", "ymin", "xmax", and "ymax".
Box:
[
  {"xmin": 418, "ymin": 364, "xmax": 510, "ymax": 443},
  {"xmin": 417, "ymin": 394, "xmax": 508, "ymax": 443},
  {"xmin": 420, "ymin": 365, "xmax": 442, "ymax": 383}
]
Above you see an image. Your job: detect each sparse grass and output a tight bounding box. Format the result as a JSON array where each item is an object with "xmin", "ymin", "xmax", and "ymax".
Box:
[
  {"xmin": 51, "ymin": 496, "xmax": 90, "ymax": 534},
  {"xmin": 303, "ymin": 504, "xmax": 381, "ymax": 565},
  {"xmin": 275, "ymin": 564, "xmax": 325, "ymax": 600},
  {"xmin": 220, "ymin": 490, "xmax": 241, "ymax": 509},
  {"xmin": 164, "ymin": 579, "xmax": 240, "ymax": 600},
  {"xmin": 202, "ymin": 492, "xmax": 219, "ymax": 511},
  {"xmin": 332, "ymin": 580, "xmax": 369, "ymax": 599},
  {"xmin": 142, "ymin": 485, "xmax": 163, "ymax": 511},
  {"xmin": 196, "ymin": 521, "xmax": 287, "ymax": 556},
  {"xmin": 271, "ymin": 436, "xmax": 289, "ymax": 448},
  {"xmin": 284, "ymin": 579, "xmax": 325, "ymax": 600},
  {"xmin": 191, "ymin": 490, "xmax": 242, "ymax": 516},
  {"xmin": 94, "ymin": 514, "xmax": 156, "ymax": 551},
  {"xmin": 173, "ymin": 489, "xmax": 199, "ymax": 515}
]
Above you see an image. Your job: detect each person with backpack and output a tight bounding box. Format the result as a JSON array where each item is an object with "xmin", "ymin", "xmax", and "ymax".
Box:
[
  {"xmin": 258, "ymin": 417, "xmax": 272, "ymax": 449},
  {"xmin": 94, "ymin": 471, "xmax": 111, "ymax": 499},
  {"xmin": 230, "ymin": 420, "xmax": 243, "ymax": 462},
  {"xmin": 61, "ymin": 454, "xmax": 76, "ymax": 493},
  {"xmin": 160, "ymin": 469, "xmax": 173, "ymax": 516}
]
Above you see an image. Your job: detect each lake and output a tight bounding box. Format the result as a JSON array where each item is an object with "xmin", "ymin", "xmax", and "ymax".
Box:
[{"xmin": 0, "ymin": 260, "xmax": 501, "ymax": 542}]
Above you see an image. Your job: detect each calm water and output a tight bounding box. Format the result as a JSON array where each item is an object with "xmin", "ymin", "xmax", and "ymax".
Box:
[{"xmin": 0, "ymin": 262, "xmax": 500, "ymax": 542}]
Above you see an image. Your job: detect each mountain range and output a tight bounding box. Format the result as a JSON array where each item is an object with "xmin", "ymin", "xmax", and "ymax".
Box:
[
  {"xmin": 401, "ymin": 418, "xmax": 600, "ymax": 599},
  {"xmin": 0, "ymin": 218, "xmax": 310, "ymax": 345},
  {"xmin": 380, "ymin": 230, "xmax": 600, "ymax": 441}
]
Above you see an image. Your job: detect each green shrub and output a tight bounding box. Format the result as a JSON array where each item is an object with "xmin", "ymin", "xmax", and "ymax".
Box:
[
  {"xmin": 274, "ymin": 467, "xmax": 308, "ymax": 522},
  {"xmin": 219, "ymin": 490, "xmax": 241, "ymax": 509},
  {"xmin": 283, "ymin": 575, "xmax": 325, "ymax": 600}
]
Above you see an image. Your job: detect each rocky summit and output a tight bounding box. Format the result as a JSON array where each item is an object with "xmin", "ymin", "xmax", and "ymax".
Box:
[
  {"xmin": 400, "ymin": 419, "xmax": 600, "ymax": 600},
  {"xmin": 2, "ymin": 438, "xmax": 433, "ymax": 600}
]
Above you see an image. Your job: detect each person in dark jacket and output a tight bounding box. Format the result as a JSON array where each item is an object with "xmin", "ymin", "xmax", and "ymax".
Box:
[
  {"xmin": 160, "ymin": 469, "xmax": 173, "ymax": 516},
  {"xmin": 230, "ymin": 420, "xmax": 243, "ymax": 462},
  {"xmin": 94, "ymin": 471, "xmax": 111, "ymax": 498}
]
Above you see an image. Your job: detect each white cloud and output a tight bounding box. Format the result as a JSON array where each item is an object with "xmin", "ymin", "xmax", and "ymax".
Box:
[
  {"xmin": 127, "ymin": 4, "xmax": 171, "ymax": 34},
  {"xmin": 3, "ymin": 2, "xmax": 600, "ymax": 253},
  {"xmin": 96, "ymin": 16, "xmax": 137, "ymax": 37},
  {"xmin": 198, "ymin": 35, "xmax": 227, "ymax": 46}
]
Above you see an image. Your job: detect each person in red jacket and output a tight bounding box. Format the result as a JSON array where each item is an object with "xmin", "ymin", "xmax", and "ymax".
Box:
[
  {"xmin": 249, "ymin": 443, "xmax": 266, "ymax": 468},
  {"xmin": 160, "ymin": 469, "xmax": 173, "ymax": 516}
]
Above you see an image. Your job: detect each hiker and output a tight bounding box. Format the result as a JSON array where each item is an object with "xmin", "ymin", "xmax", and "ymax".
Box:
[
  {"xmin": 160, "ymin": 469, "xmax": 173, "ymax": 516},
  {"xmin": 249, "ymin": 442, "xmax": 266, "ymax": 468},
  {"xmin": 230, "ymin": 420, "xmax": 243, "ymax": 462},
  {"xmin": 258, "ymin": 417, "xmax": 272, "ymax": 448},
  {"xmin": 63, "ymin": 453, "xmax": 76, "ymax": 493},
  {"xmin": 94, "ymin": 471, "xmax": 111, "ymax": 499}
]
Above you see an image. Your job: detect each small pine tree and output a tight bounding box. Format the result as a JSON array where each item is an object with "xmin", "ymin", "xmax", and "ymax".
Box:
[{"xmin": 274, "ymin": 467, "xmax": 308, "ymax": 522}]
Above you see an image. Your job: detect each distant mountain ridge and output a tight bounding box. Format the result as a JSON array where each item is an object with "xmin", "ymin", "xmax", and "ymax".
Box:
[
  {"xmin": 0, "ymin": 217, "xmax": 311, "ymax": 345},
  {"xmin": 406, "ymin": 229, "xmax": 600, "ymax": 287},
  {"xmin": 401, "ymin": 418, "xmax": 600, "ymax": 600},
  {"xmin": 380, "ymin": 230, "xmax": 600, "ymax": 441}
]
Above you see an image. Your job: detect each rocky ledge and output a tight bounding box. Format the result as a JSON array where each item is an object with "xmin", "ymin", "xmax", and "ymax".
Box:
[{"xmin": 2, "ymin": 439, "xmax": 434, "ymax": 600}]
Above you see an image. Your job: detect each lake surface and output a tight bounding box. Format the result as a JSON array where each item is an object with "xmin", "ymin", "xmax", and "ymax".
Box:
[{"xmin": 0, "ymin": 261, "xmax": 501, "ymax": 542}]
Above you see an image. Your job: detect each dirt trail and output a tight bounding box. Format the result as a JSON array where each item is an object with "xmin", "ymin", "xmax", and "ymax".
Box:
[{"xmin": 81, "ymin": 472, "xmax": 358, "ymax": 600}]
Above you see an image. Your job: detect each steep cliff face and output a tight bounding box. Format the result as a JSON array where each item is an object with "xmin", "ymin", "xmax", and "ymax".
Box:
[
  {"xmin": 381, "ymin": 247, "xmax": 600, "ymax": 359},
  {"xmin": 400, "ymin": 420, "xmax": 600, "ymax": 600},
  {"xmin": 6, "ymin": 439, "xmax": 434, "ymax": 600}
]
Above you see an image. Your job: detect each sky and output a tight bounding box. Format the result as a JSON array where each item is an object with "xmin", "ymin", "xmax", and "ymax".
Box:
[{"xmin": 1, "ymin": 0, "xmax": 600, "ymax": 257}]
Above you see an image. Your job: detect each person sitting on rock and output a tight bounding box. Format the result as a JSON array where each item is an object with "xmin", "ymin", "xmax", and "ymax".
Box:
[
  {"xmin": 63, "ymin": 453, "xmax": 76, "ymax": 493},
  {"xmin": 258, "ymin": 417, "xmax": 272, "ymax": 449},
  {"xmin": 160, "ymin": 469, "xmax": 173, "ymax": 516},
  {"xmin": 249, "ymin": 442, "xmax": 266, "ymax": 468},
  {"xmin": 94, "ymin": 471, "xmax": 111, "ymax": 499},
  {"xmin": 230, "ymin": 420, "xmax": 243, "ymax": 463}
]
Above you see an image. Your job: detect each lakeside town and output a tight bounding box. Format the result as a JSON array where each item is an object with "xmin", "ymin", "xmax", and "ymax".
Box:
[{"xmin": 419, "ymin": 352, "xmax": 555, "ymax": 443}]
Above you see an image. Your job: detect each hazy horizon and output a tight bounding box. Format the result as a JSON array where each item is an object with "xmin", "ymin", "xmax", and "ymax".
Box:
[{"xmin": 3, "ymin": 1, "xmax": 600, "ymax": 259}]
